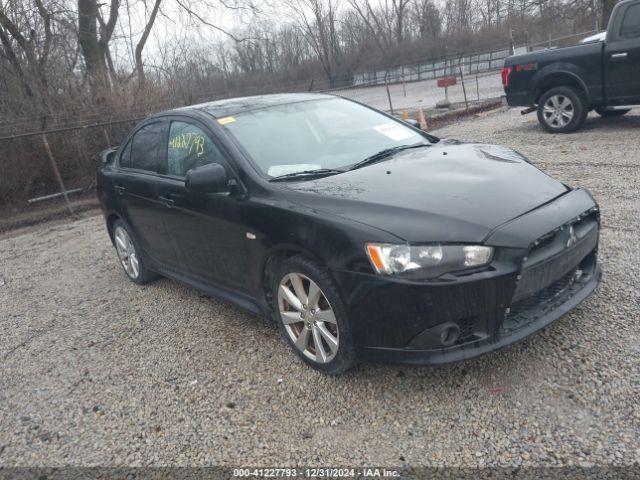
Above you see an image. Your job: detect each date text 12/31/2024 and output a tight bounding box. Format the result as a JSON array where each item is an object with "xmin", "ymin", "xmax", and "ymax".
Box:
[{"xmin": 232, "ymin": 468, "xmax": 401, "ymax": 477}]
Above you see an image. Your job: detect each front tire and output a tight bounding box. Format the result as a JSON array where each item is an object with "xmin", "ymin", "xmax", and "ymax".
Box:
[
  {"xmin": 112, "ymin": 220, "xmax": 158, "ymax": 285},
  {"xmin": 537, "ymin": 86, "xmax": 587, "ymax": 133},
  {"xmin": 271, "ymin": 256, "xmax": 356, "ymax": 375},
  {"xmin": 595, "ymin": 107, "xmax": 630, "ymax": 118}
]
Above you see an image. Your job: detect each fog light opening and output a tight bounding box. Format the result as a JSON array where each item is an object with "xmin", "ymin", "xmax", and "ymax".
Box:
[{"xmin": 440, "ymin": 325, "xmax": 460, "ymax": 346}]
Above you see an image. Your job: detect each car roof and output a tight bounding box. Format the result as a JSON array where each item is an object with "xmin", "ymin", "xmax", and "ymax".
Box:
[{"xmin": 163, "ymin": 92, "xmax": 335, "ymax": 119}]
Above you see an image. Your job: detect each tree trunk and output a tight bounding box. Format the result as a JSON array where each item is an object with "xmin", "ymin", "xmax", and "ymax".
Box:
[
  {"xmin": 78, "ymin": 0, "xmax": 104, "ymax": 77},
  {"xmin": 0, "ymin": 26, "xmax": 34, "ymax": 98},
  {"xmin": 134, "ymin": 0, "xmax": 162, "ymax": 95},
  {"xmin": 78, "ymin": 0, "xmax": 119, "ymax": 100}
]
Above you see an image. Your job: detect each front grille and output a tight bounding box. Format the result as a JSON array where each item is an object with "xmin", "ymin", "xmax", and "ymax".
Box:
[
  {"xmin": 502, "ymin": 210, "xmax": 599, "ymax": 335},
  {"xmin": 502, "ymin": 246, "xmax": 597, "ymax": 335},
  {"xmin": 513, "ymin": 214, "xmax": 598, "ymax": 302},
  {"xmin": 503, "ymin": 268, "xmax": 581, "ymax": 333},
  {"xmin": 525, "ymin": 212, "xmax": 598, "ymax": 267}
]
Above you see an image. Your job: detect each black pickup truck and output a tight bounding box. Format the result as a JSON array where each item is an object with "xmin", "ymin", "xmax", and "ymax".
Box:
[{"xmin": 502, "ymin": 0, "xmax": 640, "ymax": 133}]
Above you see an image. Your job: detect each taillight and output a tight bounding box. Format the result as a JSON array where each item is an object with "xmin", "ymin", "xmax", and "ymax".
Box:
[{"xmin": 501, "ymin": 66, "xmax": 513, "ymax": 87}]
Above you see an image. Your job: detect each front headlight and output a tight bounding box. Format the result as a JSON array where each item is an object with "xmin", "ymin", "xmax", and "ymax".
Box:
[{"xmin": 365, "ymin": 243, "xmax": 493, "ymax": 276}]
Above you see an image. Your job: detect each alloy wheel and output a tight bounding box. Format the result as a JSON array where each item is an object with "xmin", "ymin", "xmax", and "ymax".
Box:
[
  {"xmin": 542, "ymin": 94, "xmax": 574, "ymax": 129},
  {"xmin": 114, "ymin": 226, "xmax": 140, "ymax": 279},
  {"xmin": 277, "ymin": 272, "xmax": 339, "ymax": 363}
]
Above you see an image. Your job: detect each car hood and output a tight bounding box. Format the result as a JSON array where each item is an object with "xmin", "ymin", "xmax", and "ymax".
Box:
[{"xmin": 278, "ymin": 141, "xmax": 568, "ymax": 244}]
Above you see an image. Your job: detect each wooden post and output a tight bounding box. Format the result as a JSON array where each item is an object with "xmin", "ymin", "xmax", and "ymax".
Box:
[
  {"xmin": 458, "ymin": 61, "xmax": 470, "ymax": 113},
  {"xmin": 42, "ymin": 133, "xmax": 74, "ymax": 215},
  {"xmin": 103, "ymin": 128, "xmax": 111, "ymax": 147},
  {"xmin": 385, "ymin": 71, "xmax": 394, "ymax": 115}
]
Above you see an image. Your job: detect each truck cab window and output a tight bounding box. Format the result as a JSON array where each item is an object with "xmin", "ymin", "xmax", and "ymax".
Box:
[{"xmin": 620, "ymin": 4, "xmax": 640, "ymax": 39}]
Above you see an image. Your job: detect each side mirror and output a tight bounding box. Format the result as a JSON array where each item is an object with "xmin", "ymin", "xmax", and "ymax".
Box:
[
  {"xmin": 100, "ymin": 147, "xmax": 117, "ymax": 165},
  {"xmin": 185, "ymin": 163, "xmax": 228, "ymax": 194}
]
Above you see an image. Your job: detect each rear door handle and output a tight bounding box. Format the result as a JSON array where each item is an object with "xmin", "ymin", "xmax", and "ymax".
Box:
[
  {"xmin": 611, "ymin": 52, "xmax": 628, "ymax": 59},
  {"xmin": 158, "ymin": 196, "xmax": 175, "ymax": 208},
  {"xmin": 114, "ymin": 185, "xmax": 126, "ymax": 195}
]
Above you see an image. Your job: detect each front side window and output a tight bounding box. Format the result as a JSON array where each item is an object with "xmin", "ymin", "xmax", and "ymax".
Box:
[
  {"xmin": 219, "ymin": 98, "xmax": 429, "ymax": 177},
  {"xmin": 620, "ymin": 4, "xmax": 640, "ymax": 39},
  {"xmin": 167, "ymin": 121, "xmax": 225, "ymax": 177},
  {"xmin": 130, "ymin": 122, "xmax": 164, "ymax": 172}
]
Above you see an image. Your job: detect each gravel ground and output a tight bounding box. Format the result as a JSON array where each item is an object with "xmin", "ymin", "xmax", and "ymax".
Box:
[{"xmin": 1, "ymin": 108, "xmax": 639, "ymax": 469}]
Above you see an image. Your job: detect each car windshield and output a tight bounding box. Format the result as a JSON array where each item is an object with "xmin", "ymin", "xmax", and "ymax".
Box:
[{"xmin": 219, "ymin": 97, "xmax": 430, "ymax": 178}]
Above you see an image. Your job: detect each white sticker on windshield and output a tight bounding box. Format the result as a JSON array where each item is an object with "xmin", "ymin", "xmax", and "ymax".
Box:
[
  {"xmin": 268, "ymin": 164, "xmax": 322, "ymax": 177},
  {"xmin": 373, "ymin": 123, "xmax": 414, "ymax": 142}
]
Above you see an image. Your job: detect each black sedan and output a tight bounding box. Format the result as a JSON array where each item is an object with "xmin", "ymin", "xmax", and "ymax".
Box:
[{"xmin": 97, "ymin": 93, "xmax": 601, "ymax": 374}]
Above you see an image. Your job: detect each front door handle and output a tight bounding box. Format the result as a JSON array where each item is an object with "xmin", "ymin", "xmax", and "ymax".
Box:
[
  {"xmin": 114, "ymin": 185, "xmax": 126, "ymax": 195},
  {"xmin": 611, "ymin": 52, "xmax": 628, "ymax": 59},
  {"xmin": 158, "ymin": 196, "xmax": 175, "ymax": 208}
]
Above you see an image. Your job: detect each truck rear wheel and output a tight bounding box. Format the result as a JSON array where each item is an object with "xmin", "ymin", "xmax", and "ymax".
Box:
[
  {"xmin": 595, "ymin": 107, "xmax": 630, "ymax": 118},
  {"xmin": 537, "ymin": 86, "xmax": 587, "ymax": 133}
]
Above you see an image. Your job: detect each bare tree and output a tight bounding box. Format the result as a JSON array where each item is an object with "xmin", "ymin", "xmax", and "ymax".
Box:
[
  {"xmin": 391, "ymin": 0, "xmax": 412, "ymax": 44},
  {"xmin": 133, "ymin": 0, "xmax": 161, "ymax": 93},
  {"xmin": 285, "ymin": 0, "xmax": 349, "ymax": 87},
  {"xmin": 77, "ymin": 0, "xmax": 119, "ymax": 92},
  {"xmin": 346, "ymin": 0, "xmax": 392, "ymax": 53},
  {"xmin": 0, "ymin": 0, "xmax": 56, "ymax": 102},
  {"xmin": 411, "ymin": 0, "xmax": 441, "ymax": 38}
]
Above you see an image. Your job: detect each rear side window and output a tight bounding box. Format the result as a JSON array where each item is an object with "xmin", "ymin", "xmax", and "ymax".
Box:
[
  {"xmin": 620, "ymin": 4, "xmax": 640, "ymax": 39},
  {"xmin": 167, "ymin": 121, "xmax": 225, "ymax": 177},
  {"xmin": 129, "ymin": 122, "xmax": 164, "ymax": 172}
]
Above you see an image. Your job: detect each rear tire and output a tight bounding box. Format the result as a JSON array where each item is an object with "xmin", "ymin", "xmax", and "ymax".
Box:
[
  {"xmin": 537, "ymin": 86, "xmax": 587, "ymax": 133},
  {"xmin": 271, "ymin": 256, "xmax": 356, "ymax": 375},
  {"xmin": 112, "ymin": 220, "xmax": 158, "ymax": 285},
  {"xmin": 595, "ymin": 107, "xmax": 630, "ymax": 117}
]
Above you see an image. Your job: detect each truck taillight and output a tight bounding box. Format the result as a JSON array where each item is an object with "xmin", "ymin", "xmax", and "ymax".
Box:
[{"xmin": 501, "ymin": 67, "xmax": 513, "ymax": 87}]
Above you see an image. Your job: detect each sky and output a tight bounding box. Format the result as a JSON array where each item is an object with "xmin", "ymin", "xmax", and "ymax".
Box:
[{"xmin": 106, "ymin": 0, "xmax": 279, "ymax": 71}]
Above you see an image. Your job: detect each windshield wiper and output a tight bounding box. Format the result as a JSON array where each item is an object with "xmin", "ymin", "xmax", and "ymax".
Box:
[
  {"xmin": 269, "ymin": 168, "xmax": 345, "ymax": 182},
  {"xmin": 349, "ymin": 143, "xmax": 430, "ymax": 171}
]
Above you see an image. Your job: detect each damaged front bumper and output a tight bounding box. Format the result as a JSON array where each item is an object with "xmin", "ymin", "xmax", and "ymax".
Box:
[
  {"xmin": 334, "ymin": 188, "xmax": 602, "ymax": 365},
  {"xmin": 356, "ymin": 253, "xmax": 600, "ymax": 365}
]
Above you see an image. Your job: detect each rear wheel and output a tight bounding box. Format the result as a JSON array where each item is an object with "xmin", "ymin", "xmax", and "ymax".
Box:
[
  {"xmin": 272, "ymin": 256, "xmax": 355, "ymax": 374},
  {"xmin": 537, "ymin": 86, "xmax": 587, "ymax": 133},
  {"xmin": 595, "ymin": 107, "xmax": 630, "ymax": 117},
  {"xmin": 112, "ymin": 220, "xmax": 158, "ymax": 285}
]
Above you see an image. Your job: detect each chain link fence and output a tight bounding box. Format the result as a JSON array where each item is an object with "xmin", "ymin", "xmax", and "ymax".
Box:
[{"xmin": 0, "ymin": 30, "xmax": 596, "ymax": 213}]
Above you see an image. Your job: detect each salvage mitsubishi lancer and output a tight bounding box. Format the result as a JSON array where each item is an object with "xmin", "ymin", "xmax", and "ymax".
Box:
[{"xmin": 97, "ymin": 93, "xmax": 601, "ymax": 374}]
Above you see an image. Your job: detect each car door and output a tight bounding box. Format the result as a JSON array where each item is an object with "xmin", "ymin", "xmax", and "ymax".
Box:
[
  {"xmin": 604, "ymin": 1, "xmax": 640, "ymax": 104},
  {"xmin": 154, "ymin": 117, "xmax": 252, "ymax": 291},
  {"xmin": 114, "ymin": 120, "xmax": 178, "ymax": 268}
]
